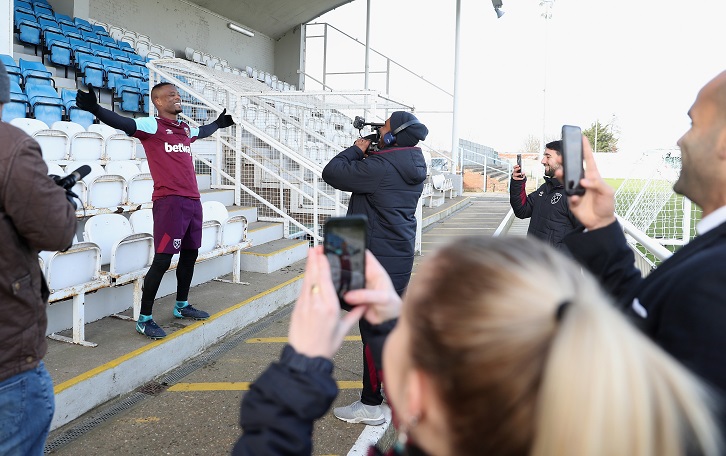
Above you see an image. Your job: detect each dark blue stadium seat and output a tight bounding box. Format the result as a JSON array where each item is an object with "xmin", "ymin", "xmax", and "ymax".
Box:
[
  {"xmin": 19, "ymin": 58, "xmax": 54, "ymax": 87},
  {"xmin": 114, "ymin": 78, "xmax": 143, "ymax": 113},
  {"xmin": 61, "ymin": 88, "xmax": 94, "ymax": 129},
  {"xmin": 0, "ymin": 54, "xmax": 22, "ymax": 86},
  {"xmin": 25, "ymin": 83, "xmax": 63, "ymax": 126},
  {"xmin": 1, "ymin": 82, "xmax": 30, "ymax": 122},
  {"xmin": 75, "ymin": 54, "xmax": 104, "ymax": 87}
]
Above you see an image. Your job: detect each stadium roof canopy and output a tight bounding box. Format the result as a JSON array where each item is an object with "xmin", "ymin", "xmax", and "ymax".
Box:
[{"xmin": 189, "ymin": 0, "xmax": 354, "ymax": 40}]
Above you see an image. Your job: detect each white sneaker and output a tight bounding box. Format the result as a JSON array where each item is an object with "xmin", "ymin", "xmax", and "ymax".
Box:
[{"xmin": 333, "ymin": 400, "xmax": 385, "ymax": 425}]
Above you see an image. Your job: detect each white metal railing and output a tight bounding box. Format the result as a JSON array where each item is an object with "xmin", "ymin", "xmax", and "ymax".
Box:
[{"xmin": 147, "ymin": 58, "xmax": 409, "ymax": 243}]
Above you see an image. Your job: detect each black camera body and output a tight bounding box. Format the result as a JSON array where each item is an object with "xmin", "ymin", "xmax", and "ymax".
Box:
[{"xmin": 353, "ymin": 116, "xmax": 384, "ymax": 153}]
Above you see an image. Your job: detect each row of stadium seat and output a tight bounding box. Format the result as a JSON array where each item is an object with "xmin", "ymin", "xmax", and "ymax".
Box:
[
  {"xmin": 10, "ymin": 118, "xmax": 143, "ymax": 162},
  {"xmin": 42, "ymin": 204, "xmax": 250, "ymax": 345}
]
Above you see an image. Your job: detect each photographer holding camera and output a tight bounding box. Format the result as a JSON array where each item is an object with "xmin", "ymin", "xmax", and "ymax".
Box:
[
  {"xmin": 0, "ymin": 62, "xmax": 77, "ymax": 456},
  {"xmin": 322, "ymin": 111, "xmax": 428, "ymax": 425}
]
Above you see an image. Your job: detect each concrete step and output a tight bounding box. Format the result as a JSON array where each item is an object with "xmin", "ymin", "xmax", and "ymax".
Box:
[
  {"xmin": 247, "ymin": 220, "xmax": 284, "ymax": 246},
  {"xmin": 240, "ymin": 238, "xmax": 309, "ymax": 273},
  {"xmin": 200, "ymin": 188, "xmax": 234, "ymax": 206},
  {"xmin": 228, "ymin": 205, "xmax": 258, "ymax": 223},
  {"xmin": 54, "ymin": 76, "xmax": 77, "ymax": 90}
]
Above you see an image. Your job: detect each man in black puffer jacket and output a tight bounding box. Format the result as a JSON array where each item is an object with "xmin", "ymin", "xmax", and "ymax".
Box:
[
  {"xmin": 323, "ymin": 111, "xmax": 428, "ymax": 426},
  {"xmin": 510, "ymin": 140, "xmax": 582, "ymax": 251}
]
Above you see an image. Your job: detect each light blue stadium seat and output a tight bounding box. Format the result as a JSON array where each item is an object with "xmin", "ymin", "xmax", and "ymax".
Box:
[
  {"xmin": 25, "ymin": 83, "xmax": 63, "ymax": 126},
  {"xmin": 59, "ymin": 23, "xmax": 83, "ymax": 40},
  {"xmin": 110, "ymin": 48, "xmax": 131, "ymax": 64},
  {"xmin": 36, "ymin": 15, "xmax": 58, "ymax": 32},
  {"xmin": 75, "ymin": 54, "xmax": 104, "ymax": 87},
  {"xmin": 80, "ymin": 29, "xmax": 102, "ymax": 45},
  {"xmin": 102, "ymin": 58, "xmax": 125, "ymax": 90},
  {"xmin": 0, "ymin": 54, "xmax": 22, "ymax": 85},
  {"xmin": 14, "ymin": 11, "xmax": 42, "ymax": 49},
  {"xmin": 93, "ymin": 24, "xmax": 109, "ymax": 37},
  {"xmin": 114, "ymin": 78, "xmax": 142, "ymax": 113},
  {"xmin": 74, "ymin": 17, "xmax": 93, "ymax": 32},
  {"xmin": 54, "ymin": 13, "xmax": 75, "ymax": 28},
  {"xmin": 61, "ymin": 89, "xmax": 95, "ymax": 129},
  {"xmin": 32, "ymin": 2, "xmax": 53, "ymax": 16},
  {"xmin": 1, "ymin": 82, "xmax": 30, "ymax": 122},
  {"xmin": 43, "ymin": 30, "xmax": 73, "ymax": 68},
  {"xmin": 19, "ymin": 58, "xmax": 54, "ymax": 87}
]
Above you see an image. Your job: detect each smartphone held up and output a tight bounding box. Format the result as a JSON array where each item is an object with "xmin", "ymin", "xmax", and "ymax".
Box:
[
  {"xmin": 561, "ymin": 125, "xmax": 585, "ymax": 196},
  {"xmin": 323, "ymin": 215, "xmax": 367, "ymax": 311}
]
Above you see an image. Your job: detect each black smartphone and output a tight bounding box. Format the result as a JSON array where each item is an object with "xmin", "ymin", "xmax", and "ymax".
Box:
[
  {"xmin": 561, "ymin": 125, "xmax": 585, "ymax": 196},
  {"xmin": 324, "ymin": 215, "xmax": 367, "ymax": 310},
  {"xmin": 516, "ymin": 154, "xmax": 522, "ymax": 172}
]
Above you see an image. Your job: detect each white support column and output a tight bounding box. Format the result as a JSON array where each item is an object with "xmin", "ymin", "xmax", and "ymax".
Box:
[
  {"xmin": 451, "ymin": 0, "xmax": 463, "ymax": 195},
  {"xmin": 1, "ymin": 0, "xmax": 12, "ymax": 56}
]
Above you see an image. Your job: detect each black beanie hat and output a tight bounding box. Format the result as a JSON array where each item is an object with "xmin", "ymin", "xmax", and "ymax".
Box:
[{"xmin": 390, "ymin": 111, "xmax": 428, "ymax": 147}]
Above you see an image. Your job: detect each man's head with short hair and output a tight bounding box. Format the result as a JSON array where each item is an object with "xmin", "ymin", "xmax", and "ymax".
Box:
[
  {"xmin": 542, "ymin": 140, "xmax": 563, "ymax": 178},
  {"xmin": 151, "ymin": 82, "xmax": 182, "ymax": 119}
]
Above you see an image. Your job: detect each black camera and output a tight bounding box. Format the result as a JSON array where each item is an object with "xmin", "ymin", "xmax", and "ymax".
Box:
[
  {"xmin": 49, "ymin": 165, "xmax": 91, "ymax": 210},
  {"xmin": 353, "ymin": 116, "xmax": 384, "ymax": 152}
]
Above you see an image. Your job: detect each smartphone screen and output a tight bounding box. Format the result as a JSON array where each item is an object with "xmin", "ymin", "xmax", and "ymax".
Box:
[
  {"xmin": 324, "ymin": 215, "xmax": 367, "ymax": 310},
  {"xmin": 561, "ymin": 125, "xmax": 585, "ymax": 196},
  {"xmin": 516, "ymin": 154, "xmax": 522, "ymax": 171}
]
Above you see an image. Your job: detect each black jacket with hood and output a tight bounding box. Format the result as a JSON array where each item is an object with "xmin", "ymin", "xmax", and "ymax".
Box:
[
  {"xmin": 323, "ymin": 144, "xmax": 427, "ymax": 294},
  {"xmin": 510, "ymin": 176, "xmax": 582, "ymax": 251}
]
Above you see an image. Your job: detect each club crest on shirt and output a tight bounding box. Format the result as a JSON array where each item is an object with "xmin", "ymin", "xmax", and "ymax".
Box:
[
  {"xmin": 165, "ymin": 129, "xmax": 173, "ymax": 135},
  {"xmin": 173, "ymin": 239, "xmax": 182, "ymax": 249},
  {"xmin": 539, "ymin": 191, "xmax": 544, "ymax": 196},
  {"xmin": 551, "ymin": 193, "xmax": 562, "ymax": 204}
]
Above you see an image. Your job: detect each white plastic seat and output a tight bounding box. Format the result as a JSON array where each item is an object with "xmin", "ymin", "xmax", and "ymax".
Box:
[
  {"xmin": 106, "ymin": 160, "xmax": 153, "ymax": 205},
  {"xmin": 202, "ymin": 201, "xmax": 248, "ymax": 247},
  {"xmin": 83, "ymin": 214, "xmax": 153, "ymax": 276},
  {"xmin": 40, "ymin": 237, "xmax": 103, "ymax": 292},
  {"xmin": 129, "ymin": 208, "xmax": 153, "ymax": 235},
  {"xmin": 74, "ymin": 161, "xmax": 125, "ymax": 209},
  {"xmin": 89, "ymin": 124, "xmax": 136, "ymax": 160},
  {"xmin": 10, "ymin": 117, "xmax": 49, "ymax": 135},
  {"xmin": 53, "ymin": 121, "xmax": 104, "ymax": 161},
  {"xmin": 34, "ymin": 129, "xmax": 70, "ymax": 162}
]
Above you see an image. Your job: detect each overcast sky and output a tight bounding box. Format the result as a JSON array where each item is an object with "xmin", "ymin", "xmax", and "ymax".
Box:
[{"xmin": 313, "ymin": 0, "xmax": 726, "ymax": 155}]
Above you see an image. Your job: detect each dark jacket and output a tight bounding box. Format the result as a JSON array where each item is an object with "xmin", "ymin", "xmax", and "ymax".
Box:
[
  {"xmin": 234, "ymin": 322, "xmax": 394, "ymax": 455},
  {"xmin": 564, "ymin": 220, "xmax": 726, "ymax": 426},
  {"xmin": 0, "ymin": 122, "xmax": 77, "ymax": 383},
  {"xmin": 510, "ymin": 176, "xmax": 581, "ymax": 250},
  {"xmin": 322, "ymin": 145, "xmax": 427, "ymax": 294}
]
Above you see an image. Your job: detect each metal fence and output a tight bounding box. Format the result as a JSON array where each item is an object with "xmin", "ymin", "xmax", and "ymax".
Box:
[{"xmin": 147, "ymin": 58, "xmax": 410, "ymax": 243}]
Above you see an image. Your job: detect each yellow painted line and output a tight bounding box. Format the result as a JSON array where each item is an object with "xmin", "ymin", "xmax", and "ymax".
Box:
[
  {"xmin": 168, "ymin": 380, "xmax": 363, "ymax": 392},
  {"xmin": 246, "ymin": 335, "xmax": 361, "ymax": 343},
  {"xmin": 54, "ymin": 274, "xmax": 305, "ymax": 395}
]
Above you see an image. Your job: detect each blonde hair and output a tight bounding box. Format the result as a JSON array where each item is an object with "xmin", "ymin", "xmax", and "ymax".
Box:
[{"xmin": 405, "ymin": 236, "xmax": 720, "ymax": 456}]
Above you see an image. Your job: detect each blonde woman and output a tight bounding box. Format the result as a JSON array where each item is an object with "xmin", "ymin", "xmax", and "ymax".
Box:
[{"xmin": 233, "ymin": 237, "xmax": 721, "ymax": 456}]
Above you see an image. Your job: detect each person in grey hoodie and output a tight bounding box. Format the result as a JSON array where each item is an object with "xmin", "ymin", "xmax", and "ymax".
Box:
[{"xmin": 322, "ymin": 110, "xmax": 428, "ymax": 425}]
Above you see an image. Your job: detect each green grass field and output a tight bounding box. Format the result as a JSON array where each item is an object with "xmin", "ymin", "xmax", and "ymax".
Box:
[{"xmin": 605, "ymin": 177, "xmax": 702, "ymax": 264}]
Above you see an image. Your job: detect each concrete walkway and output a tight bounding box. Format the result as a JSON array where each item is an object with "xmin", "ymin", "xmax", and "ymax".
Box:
[{"xmin": 45, "ymin": 193, "xmax": 523, "ymax": 455}]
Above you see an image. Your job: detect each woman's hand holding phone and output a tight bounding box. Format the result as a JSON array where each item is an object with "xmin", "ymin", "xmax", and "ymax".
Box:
[
  {"xmin": 288, "ymin": 247, "xmax": 365, "ymax": 359},
  {"xmin": 343, "ymin": 250, "xmax": 402, "ymax": 325}
]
